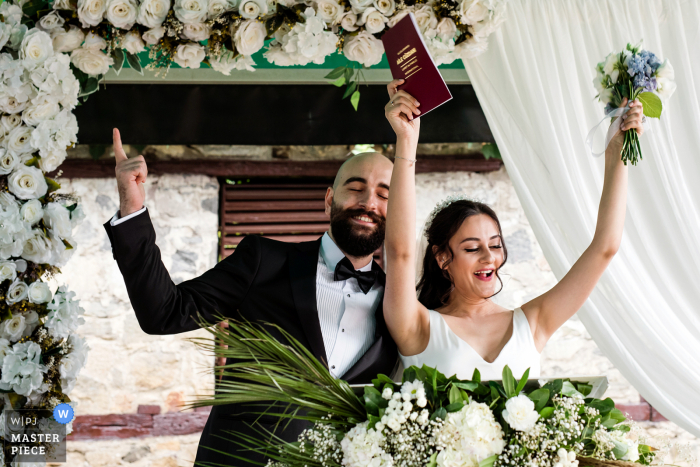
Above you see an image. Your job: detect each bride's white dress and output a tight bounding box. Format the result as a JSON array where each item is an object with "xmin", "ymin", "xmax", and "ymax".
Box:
[{"xmin": 399, "ymin": 307, "xmax": 541, "ymax": 381}]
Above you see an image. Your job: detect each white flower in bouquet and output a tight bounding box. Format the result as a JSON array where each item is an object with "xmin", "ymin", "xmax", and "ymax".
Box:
[
  {"xmin": 400, "ymin": 380, "xmax": 426, "ymax": 401},
  {"xmin": 0, "ymin": 261, "xmax": 18, "ymax": 283},
  {"xmin": 142, "ymin": 26, "xmax": 166, "ymax": 45},
  {"xmin": 1, "ymin": 115, "xmax": 22, "ymax": 134},
  {"xmin": 0, "ymin": 210, "xmax": 29, "ymax": 260},
  {"xmin": 553, "ymin": 448, "xmax": 578, "ymax": 467},
  {"xmin": 43, "ymin": 202, "xmax": 73, "ymax": 239},
  {"xmin": 349, "ymin": 0, "xmax": 373, "ymax": 14},
  {"xmin": 435, "ymin": 401, "xmax": 505, "ymax": 463},
  {"xmin": 458, "ymin": 0, "xmax": 488, "ymax": 25},
  {"xmin": 6, "ymin": 279, "xmax": 29, "ymax": 305},
  {"xmin": 655, "ymin": 59, "xmax": 676, "ymax": 101},
  {"xmin": 373, "ymin": 0, "xmax": 394, "ymax": 17},
  {"xmin": 70, "ymin": 46, "xmax": 113, "ymax": 75},
  {"xmin": 0, "ymin": 3, "xmax": 28, "ymax": 51},
  {"xmin": 77, "ymin": 0, "xmax": 108, "ymax": 28},
  {"xmin": 40, "ymin": 55, "xmax": 80, "ymax": 109},
  {"xmin": 602, "ymin": 52, "xmax": 620, "ymax": 84},
  {"xmin": 83, "ymin": 31, "xmax": 108, "ymax": 50},
  {"xmin": 436, "ymin": 18, "xmax": 457, "ymax": 41},
  {"xmin": 23, "ymin": 95, "xmax": 61, "ymax": 126},
  {"xmin": 207, "ymin": 0, "xmax": 232, "ymax": 19},
  {"xmin": 502, "ymin": 394, "xmax": 539, "ymax": 432},
  {"xmin": 454, "ymin": 36, "xmax": 488, "ymax": 60},
  {"xmin": 183, "ymin": 22, "xmax": 212, "ymax": 41},
  {"xmin": 0, "ymin": 341, "xmax": 46, "ymax": 396},
  {"xmin": 37, "ymin": 148, "xmax": 67, "ymax": 173},
  {"xmin": 358, "ymin": 7, "xmax": 387, "ymax": 34},
  {"xmin": 137, "ymin": 0, "xmax": 172, "ymax": 28},
  {"xmin": 20, "ymin": 199, "xmax": 43, "ymax": 226},
  {"xmin": 264, "ymin": 44, "xmax": 297, "ymax": 66},
  {"xmin": 38, "ymin": 12, "xmax": 66, "ymax": 31},
  {"xmin": 30, "ymin": 109, "xmax": 78, "ymax": 157},
  {"xmin": 21, "ymin": 310, "xmax": 39, "ymax": 340},
  {"xmin": 277, "ymin": 8, "xmax": 337, "ymax": 65},
  {"xmin": 48, "ymin": 233, "xmax": 76, "ymax": 267},
  {"xmin": 239, "ymin": 0, "xmax": 267, "ymax": 19},
  {"xmin": 0, "ymin": 150, "xmax": 21, "ymax": 176},
  {"xmin": 174, "ymin": 0, "xmax": 209, "ymax": 24},
  {"xmin": 316, "ymin": 0, "xmax": 343, "ymax": 24},
  {"xmin": 69, "ymin": 203, "xmax": 85, "ymax": 228},
  {"xmin": 22, "ymin": 229, "xmax": 53, "ymax": 264},
  {"xmin": 45, "ymin": 286, "xmax": 85, "ymax": 340},
  {"xmin": 343, "ymin": 31, "xmax": 383, "ymax": 67},
  {"xmin": 234, "ymin": 20, "xmax": 266, "ymax": 56},
  {"xmin": 0, "ymin": 95, "xmax": 30, "ymax": 115},
  {"xmin": 337, "ymin": 11, "xmax": 359, "ymax": 31},
  {"xmin": 0, "ymin": 338, "xmax": 10, "ymax": 366},
  {"xmin": 105, "ymin": 0, "xmax": 139, "ymax": 29},
  {"xmin": 20, "ymin": 29, "xmax": 54, "ymax": 70},
  {"xmin": 28, "ymin": 281, "xmax": 52, "ymax": 304},
  {"xmin": 1, "ymin": 313, "xmax": 26, "ymax": 342},
  {"xmin": 122, "ymin": 30, "xmax": 146, "ymax": 55},
  {"xmin": 173, "ymin": 42, "xmax": 205, "ymax": 68},
  {"xmin": 6, "ymin": 125, "xmax": 34, "ymax": 156},
  {"xmin": 210, "ymin": 50, "xmax": 255, "ymax": 74},
  {"xmin": 609, "ymin": 430, "xmax": 640, "ymax": 462},
  {"xmin": 341, "ymin": 421, "xmax": 393, "ymax": 467},
  {"xmin": 413, "ymin": 4, "xmax": 438, "ymax": 33},
  {"xmin": 386, "ymin": 6, "xmax": 411, "ymax": 28},
  {"xmin": 424, "ymin": 29, "xmax": 455, "ymax": 66},
  {"xmin": 60, "ymin": 334, "xmax": 89, "ymax": 395}
]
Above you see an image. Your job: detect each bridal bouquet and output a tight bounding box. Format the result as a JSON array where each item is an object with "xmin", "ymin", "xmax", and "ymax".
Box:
[
  {"xmin": 592, "ymin": 41, "xmax": 676, "ymax": 165},
  {"xmin": 189, "ymin": 318, "xmax": 656, "ymax": 467}
]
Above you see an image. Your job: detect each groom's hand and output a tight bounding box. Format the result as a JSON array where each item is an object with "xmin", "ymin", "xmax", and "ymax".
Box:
[
  {"xmin": 385, "ymin": 79, "xmax": 420, "ymax": 141},
  {"xmin": 113, "ymin": 128, "xmax": 147, "ymax": 217}
]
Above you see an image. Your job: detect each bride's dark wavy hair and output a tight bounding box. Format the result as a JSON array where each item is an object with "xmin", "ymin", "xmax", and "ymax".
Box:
[{"xmin": 417, "ymin": 200, "xmax": 508, "ymax": 310}]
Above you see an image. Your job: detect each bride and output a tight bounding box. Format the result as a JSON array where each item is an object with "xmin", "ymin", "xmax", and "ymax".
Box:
[{"xmin": 382, "ymin": 78, "xmax": 644, "ymax": 381}]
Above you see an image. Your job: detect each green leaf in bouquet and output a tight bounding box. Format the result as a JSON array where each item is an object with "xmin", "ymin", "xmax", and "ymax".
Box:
[
  {"xmin": 453, "ymin": 381, "xmax": 480, "ymax": 392},
  {"xmin": 430, "ymin": 407, "xmax": 447, "ymax": 421},
  {"xmin": 448, "ymin": 384, "xmax": 462, "ymax": 404},
  {"xmin": 367, "ymin": 414, "xmax": 381, "ymax": 430},
  {"xmin": 539, "ymin": 406, "xmax": 555, "ymax": 419},
  {"xmin": 612, "ymin": 440, "xmax": 629, "ymax": 460},
  {"xmin": 601, "ymin": 415, "xmax": 619, "ymax": 428},
  {"xmin": 589, "ymin": 397, "xmax": 615, "ymax": 417},
  {"xmin": 542, "ymin": 379, "xmax": 563, "ymax": 395},
  {"xmin": 502, "ymin": 365, "xmax": 516, "ymax": 398},
  {"xmin": 527, "ymin": 388, "xmax": 550, "ymax": 412},
  {"xmin": 402, "ymin": 366, "xmax": 417, "ymax": 383},
  {"xmin": 342, "ymin": 81, "xmax": 357, "ymax": 99},
  {"xmin": 426, "ymin": 452, "xmax": 438, "ymax": 467},
  {"xmin": 351, "ymin": 90, "xmax": 361, "ymax": 111},
  {"xmin": 363, "ymin": 386, "xmax": 388, "ymax": 415},
  {"xmin": 111, "ymin": 48, "xmax": 125, "ymax": 75},
  {"xmin": 472, "ymin": 368, "xmax": 481, "ymax": 383},
  {"xmin": 372, "ymin": 374, "xmax": 394, "ymax": 387},
  {"xmin": 482, "ymin": 143, "xmax": 502, "ymax": 161},
  {"xmin": 446, "ymin": 402, "xmax": 466, "ymax": 412},
  {"xmin": 343, "ymin": 66, "xmax": 354, "ymax": 83},
  {"xmin": 330, "ymin": 76, "xmax": 346, "ymax": 87},
  {"xmin": 609, "ymin": 407, "xmax": 627, "ymax": 423},
  {"xmin": 562, "ymin": 381, "xmax": 584, "ymax": 398},
  {"xmin": 638, "ymin": 91, "xmax": 662, "ymax": 119},
  {"xmin": 459, "ymin": 389, "xmax": 469, "ymax": 401},
  {"xmin": 45, "ymin": 177, "xmax": 61, "ymax": 194},
  {"xmin": 479, "ymin": 454, "xmax": 498, "ymax": 467},
  {"xmin": 576, "ymin": 383, "xmax": 593, "ymax": 396},
  {"xmin": 126, "ymin": 52, "xmax": 143, "ymax": 75},
  {"xmin": 514, "ymin": 368, "xmax": 530, "ymax": 395}
]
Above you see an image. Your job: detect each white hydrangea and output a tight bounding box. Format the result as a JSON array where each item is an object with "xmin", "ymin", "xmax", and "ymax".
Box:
[
  {"xmin": 340, "ymin": 421, "xmax": 394, "ymax": 467},
  {"xmin": 264, "ymin": 8, "xmax": 338, "ymax": 66},
  {"xmin": 0, "ymin": 341, "xmax": 46, "ymax": 396},
  {"xmin": 210, "ymin": 51, "xmax": 255, "ymax": 74},
  {"xmin": 44, "ymin": 286, "xmax": 86, "ymax": 339},
  {"xmin": 502, "ymin": 394, "xmax": 540, "ymax": 432},
  {"xmin": 43, "ymin": 202, "xmax": 73, "ymax": 239},
  {"xmin": 59, "ymin": 334, "xmax": 89, "ymax": 394},
  {"xmin": 434, "ymin": 401, "xmax": 505, "ymax": 464}
]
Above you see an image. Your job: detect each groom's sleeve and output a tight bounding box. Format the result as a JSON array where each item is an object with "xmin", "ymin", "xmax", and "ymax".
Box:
[{"xmin": 103, "ymin": 208, "xmax": 261, "ymax": 335}]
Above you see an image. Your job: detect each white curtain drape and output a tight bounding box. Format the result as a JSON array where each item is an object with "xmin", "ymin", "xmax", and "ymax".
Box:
[{"xmin": 462, "ymin": 0, "xmax": 700, "ymax": 436}]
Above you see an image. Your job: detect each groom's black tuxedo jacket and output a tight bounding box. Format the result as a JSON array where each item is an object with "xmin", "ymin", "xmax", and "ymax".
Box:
[{"xmin": 103, "ymin": 209, "xmax": 398, "ymax": 466}]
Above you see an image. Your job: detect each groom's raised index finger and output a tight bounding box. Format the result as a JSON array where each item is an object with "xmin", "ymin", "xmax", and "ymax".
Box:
[{"xmin": 113, "ymin": 128, "xmax": 128, "ymax": 162}]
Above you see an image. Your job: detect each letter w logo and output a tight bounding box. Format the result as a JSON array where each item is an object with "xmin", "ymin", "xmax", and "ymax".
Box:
[{"xmin": 58, "ymin": 410, "xmax": 69, "ymax": 418}]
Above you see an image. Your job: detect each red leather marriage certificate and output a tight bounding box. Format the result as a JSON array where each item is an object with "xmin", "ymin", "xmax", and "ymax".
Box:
[{"xmin": 381, "ymin": 12, "xmax": 453, "ymax": 117}]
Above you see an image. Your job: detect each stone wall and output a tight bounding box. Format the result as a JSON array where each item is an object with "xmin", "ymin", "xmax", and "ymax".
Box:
[{"xmin": 53, "ymin": 167, "xmax": 698, "ymax": 466}]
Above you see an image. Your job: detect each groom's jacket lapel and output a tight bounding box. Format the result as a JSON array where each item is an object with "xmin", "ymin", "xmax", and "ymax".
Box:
[{"xmin": 288, "ymin": 238, "xmax": 327, "ymax": 367}]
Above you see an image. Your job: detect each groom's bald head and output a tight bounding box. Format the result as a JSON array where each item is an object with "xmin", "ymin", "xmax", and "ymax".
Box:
[{"xmin": 332, "ymin": 152, "xmax": 393, "ymax": 190}]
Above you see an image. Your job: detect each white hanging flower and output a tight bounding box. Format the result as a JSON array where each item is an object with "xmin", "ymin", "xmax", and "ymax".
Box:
[
  {"xmin": 316, "ymin": 0, "xmax": 343, "ymax": 24},
  {"xmin": 43, "ymin": 202, "xmax": 73, "ymax": 239},
  {"xmin": 342, "ymin": 31, "xmax": 383, "ymax": 67},
  {"xmin": 174, "ymin": 0, "xmax": 209, "ymax": 24},
  {"xmin": 38, "ymin": 12, "xmax": 66, "ymax": 31},
  {"xmin": 207, "ymin": 0, "xmax": 232, "ymax": 19},
  {"xmin": 22, "ymin": 229, "xmax": 54, "ymax": 264},
  {"xmin": 173, "ymin": 42, "xmax": 206, "ymax": 68},
  {"xmin": 412, "ymin": 4, "xmax": 438, "ymax": 34},
  {"xmin": 28, "ymin": 281, "xmax": 52, "ymax": 304},
  {"xmin": 502, "ymin": 394, "xmax": 540, "ymax": 432},
  {"xmin": 122, "ymin": 29, "xmax": 146, "ymax": 55},
  {"xmin": 60, "ymin": 334, "xmax": 89, "ymax": 395},
  {"xmin": 238, "ymin": 0, "xmax": 267, "ymax": 19},
  {"xmin": 23, "ymin": 95, "xmax": 61, "ymax": 126},
  {"xmin": 234, "ymin": 20, "xmax": 266, "ymax": 56},
  {"xmin": 436, "ymin": 17, "xmax": 457, "ymax": 41},
  {"xmin": 349, "ymin": 0, "xmax": 373, "ymax": 14},
  {"xmin": 336, "ymin": 11, "xmax": 359, "ymax": 32},
  {"xmin": 1, "ymin": 314, "xmax": 26, "ymax": 343},
  {"xmin": 210, "ymin": 50, "xmax": 255, "ymax": 74},
  {"xmin": 182, "ymin": 22, "xmax": 212, "ymax": 41},
  {"xmin": 20, "ymin": 29, "xmax": 54, "ymax": 70},
  {"xmin": 70, "ymin": 47, "xmax": 113, "ymax": 76},
  {"xmin": 8, "ymin": 165, "xmax": 48, "ymax": 200},
  {"xmin": 458, "ymin": 0, "xmax": 489, "ymax": 25},
  {"xmin": 0, "ymin": 341, "xmax": 46, "ymax": 396},
  {"xmin": 6, "ymin": 125, "xmax": 34, "ymax": 157},
  {"xmin": 45, "ymin": 286, "xmax": 86, "ymax": 340},
  {"xmin": 0, "ymin": 261, "xmax": 18, "ymax": 283},
  {"xmin": 83, "ymin": 31, "xmax": 108, "ymax": 50},
  {"xmin": 6, "ymin": 279, "xmax": 29, "ymax": 305},
  {"xmin": 340, "ymin": 421, "xmax": 393, "ymax": 467},
  {"xmin": 20, "ymin": 199, "xmax": 44, "ymax": 225},
  {"xmin": 142, "ymin": 26, "xmax": 166, "ymax": 45},
  {"xmin": 105, "ymin": 0, "xmax": 139, "ymax": 29},
  {"xmin": 77, "ymin": 0, "xmax": 108, "ymax": 28},
  {"xmin": 137, "ymin": 0, "xmax": 171, "ymax": 28},
  {"xmin": 358, "ymin": 7, "xmax": 387, "ymax": 34}
]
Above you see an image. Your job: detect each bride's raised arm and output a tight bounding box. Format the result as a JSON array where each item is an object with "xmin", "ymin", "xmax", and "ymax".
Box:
[
  {"xmin": 524, "ymin": 97, "xmax": 645, "ymax": 351},
  {"xmin": 382, "ymin": 79, "xmax": 431, "ymax": 356}
]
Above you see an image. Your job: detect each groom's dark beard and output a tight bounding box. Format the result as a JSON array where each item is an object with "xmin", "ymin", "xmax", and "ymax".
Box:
[{"xmin": 329, "ymin": 203, "xmax": 386, "ymax": 258}]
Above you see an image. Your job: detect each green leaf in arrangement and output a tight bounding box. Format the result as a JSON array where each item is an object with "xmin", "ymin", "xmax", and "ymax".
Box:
[
  {"xmin": 514, "ymin": 368, "xmax": 530, "ymax": 395},
  {"xmin": 324, "ymin": 66, "xmax": 346, "ymax": 80},
  {"xmin": 45, "ymin": 177, "xmax": 61, "ymax": 194},
  {"xmin": 472, "ymin": 368, "xmax": 481, "ymax": 383},
  {"xmin": 482, "ymin": 143, "xmax": 502, "ymax": 160},
  {"xmin": 539, "ymin": 406, "xmax": 555, "ymax": 419},
  {"xmin": 576, "ymin": 383, "xmax": 593, "ymax": 396},
  {"xmin": 430, "ymin": 407, "xmax": 447, "ymax": 421},
  {"xmin": 330, "ymin": 76, "xmax": 346, "ymax": 87},
  {"xmin": 343, "ymin": 66, "xmax": 354, "ymax": 83},
  {"xmin": 502, "ymin": 365, "xmax": 516, "ymax": 398},
  {"xmin": 453, "ymin": 381, "xmax": 480, "ymax": 392},
  {"xmin": 21, "ymin": 0, "xmax": 48, "ymax": 18},
  {"xmin": 426, "ymin": 452, "xmax": 438, "ymax": 467},
  {"xmin": 527, "ymin": 388, "xmax": 550, "ymax": 412},
  {"xmin": 111, "ymin": 48, "xmax": 125, "ymax": 75},
  {"xmin": 445, "ymin": 401, "xmax": 466, "ymax": 412},
  {"xmin": 126, "ymin": 52, "xmax": 143, "ymax": 75},
  {"xmin": 542, "ymin": 379, "xmax": 563, "ymax": 396},
  {"xmin": 342, "ymin": 81, "xmax": 357, "ymax": 99},
  {"xmin": 638, "ymin": 91, "xmax": 662, "ymax": 119},
  {"xmin": 479, "ymin": 454, "xmax": 498, "ymax": 467},
  {"xmin": 561, "ymin": 381, "xmax": 584, "ymax": 398},
  {"xmin": 448, "ymin": 384, "xmax": 462, "ymax": 404},
  {"xmin": 350, "ymin": 90, "xmax": 360, "ymax": 111},
  {"xmin": 372, "ymin": 374, "xmax": 395, "ymax": 387},
  {"xmin": 79, "ymin": 77, "xmax": 100, "ymax": 97}
]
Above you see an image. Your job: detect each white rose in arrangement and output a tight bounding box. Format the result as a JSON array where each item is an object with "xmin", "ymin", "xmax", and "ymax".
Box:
[
  {"xmin": 22, "ymin": 95, "xmax": 61, "ymax": 126},
  {"xmin": 27, "ymin": 281, "xmax": 52, "ymax": 304},
  {"xmin": 337, "ymin": 11, "xmax": 359, "ymax": 31},
  {"xmin": 22, "ymin": 230, "xmax": 53, "ymax": 265},
  {"xmin": 0, "ymin": 95, "xmax": 30, "ymax": 115},
  {"xmin": 182, "ymin": 22, "xmax": 212, "ymax": 41},
  {"xmin": 38, "ymin": 12, "xmax": 65, "ymax": 31},
  {"xmin": 239, "ymin": 0, "xmax": 267, "ymax": 19},
  {"xmin": 173, "ymin": 42, "xmax": 206, "ymax": 68},
  {"xmin": 234, "ymin": 20, "xmax": 266, "ymax": 56},
  {"xmin": 316, "ymin": 0, "xmax": 343, "ymax": 24},
  {"xmin": 1, "ymin": 115, "xmax": 23, "ymax": 134},
  {"xmin": 343, "ymin": 31, "xmax": 384, "ymax": 67},
  {"xmin": 77, "ymin": 0, "xmax": 108, "ymax": 27},
  {"xmin": 20, "ymin": 29, "xmax": 54, "ymax": 70},
  {"xmin": 38, "ymin": 148, "xmax": 66, "ymax": 173},
  {"xmin": 83, "ymin": 31, "xmax": 108, "ymax": 50},
  {"xmin": 60, "ymin": 334, "xmax": 89, "ymax": 394},
  {"xmin": 340, "ymin": 421, "xmax": 392, "ymax": 467},
  {"xmin": 425, "ymin": 30, "xmax": 456, "ymax": 66},
  {"xmin": 20, "ymin": 199, "xmax": 43, "ymax": 225},
  {"xmin": 459, "ymin": 0, "xmax": 489, "ymax": 25},
  {"xmin": 137, "ymin": 0, "xmax": 171, "ymax": 28},
  {"xmin": 105, "ymin": 0, "xmax": 139, "ymax": 29},
  {"xmin": 70, "ymin": 46, "xmax": 113, "ymax": 76},
  {"xmin": 50, "ymin": 25, "xmax": 85, "ymax": 53},
  {"xmin": 0, "ymin": 261, "xmax": 18, "ymax": 283},
  {"xmin": 0, "ymin": 150, "xmax": 20, "ymax": 176},
  {"xmin": 0, "ymin": 339, "xmax": 10, "ymax": 367},
  {"xmin": 386, "ymin": 6, "xmax": 411, "ymax": 28},
  {"xmin": 0, "ymin": 341, "xmax": 46, "ymax": 396},
  {"xmin": 6, "ymin": 125, "xmax": 34, "ymax": 157},
  {"xmin": 413, "ymin": 4, "xmax": 437, "ymax": 33},
  {"xmin": 122, "ymin": 29, "xmax": 146, "ymax": 55},
  {"xmin": 174, "ymin": 0, "xmax": 209, "ymax": 24},
  {"xmin": 656, "ymin": 59, "xmax": 676, "ymax": 101},
  {"xmin": 436, "ymin": 17, "xmax": 457, "ymax": 41},
  {"xmin": 359, "ymin": 7, "xmax": 387, "ymax": 34},
  {"xmin": 349, "ymin": 0, "xmax": 373, "ymax": 14},
  {"xmin": 207, "ymin": 0, "xmax": 231, "ymax": 19},
  {"xmin": 373, "ymin": 0, "xmax": 394, "ymax": 17},
  {"xmin": 1, "ymin": 314, "xmax": 26, "ymax": 343},
  {"xmin": 50, "ymin": 233, "xmax": 76, "ymax": 267},
  {"xmin": 52, "ymin": 0, "xmax": 75, "ymax": 9},
  {"xmin": 45, "ymin": 287, "xmax": 85, "ymax": 340},
  {"xmin": 8, "ymin": 166, "xmax": 48, "ymax": 200},
  {"xmin": 435, "ymin": 401, "xmax": 505, "ymax": 462},
  {"xmin": 502, "ymin": 394, "xmax": 540, "ymax": 432},
  {"xmin": 142, "ymin": 26, "xmax": 166, "ymax": 45},
  {"xmin": 14, "ymin": 259, "xmax": 27, "ymax": 273},
  {"xmin": 43, "ymin": 202, "xmax": 73, "ymax": 239},
  {"xmin": 6, "ymin": 279, "xmax": 29, "ymax": 305}
]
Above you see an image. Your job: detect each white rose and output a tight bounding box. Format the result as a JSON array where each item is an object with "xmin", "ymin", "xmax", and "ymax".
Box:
[
  {"xmin": 20, "ymin": 199, "xmax": 43, "ymax": 225},
  {"xmin": 22, "ymin": 230, "xmax": 53, "ymax": 264},
  {"xmin": 6, "ymin": 125, "xmax": 34, "ymax": 157},
  {"xmin": 20, "ymin": 29, "xmax": 54, "ymax": 69},
  {"xmin": 502, "ymin": 394, "xmax": 540, "ymax": 432},
  {"xmin": 207, "ymin": 0, "xmax": 230, "ymax": 19},
  {"xmin": 459, "ymin": 0, "xmax": 489, "ymax": 25},
  {"xmin": 14, "ymin": 259, "xmax": 27, "ymax": 273},
  {"xmin": 349, "ymin": 0, "xmax": 373, "ymax": 14},
  {"xmin": 234, "ymin": 20, "xmax": 266, "ymax": 56},
  {"xmin": 359, "ymin": 7, "xmax": 387, "ymax": 34},
  {"xmin": 182, "ymin": 22, "xmax": 211, "ymax": 41},
  {"xmin": 413, "ymin": 4, "xmax": 437, "ymax": 33},
  {"xmin": 0, "ymin": 150, "xmax": 20, "ymax": 176},
  {"xmin": 50, "ymin": 25, "xmax": 85, "ymax": 53},
  {"xmin": 373, "ymin": 0, "xmax": 394, "ymax": 16},
  {"xmin": 122, "ymin": 29, "xmax": 146, "ymax": 54},
  {"xmin": 342, "ymin": 31, "xmax": 383, "ymax": 67},
  {"xmin": 655, "ymin": 59, "xmax": 676, "ymax": 101},
  {"xmin": 83, "ymin": 31, "xmax": 107, "ymax": 49},
  {"xmin": 238, "ymin": 0, "xmax": 267, "ymax": 19},
  {"xmin": 6, "ymin": 279, "xmax": 29, "ymax": 305},
  {"xmin": 38, "ymin": 148, "xmax": 66, "ymax": 172},
  {"xmin": 43, "ymin": 202, "xmax": 73, "ymax": 239},
  {"xmin": 602, "ymin": 52, "xmax": 619, "ymax": 84},
  {"xmin": 142, "ymin": 26, "xmax": 165, "ymax": 45},
  {"xmin": 173, "ymin": 42, "xmax": 205, "ymax": 68},
  {"xmin": 77, "ymin": 0, "xmax": 108, "ymax": 27},
  {"xmin": 1, "ymin": 115, "xmax": 23, "ymax": 134},
  {"xmin": 52, "ymin": 0, "xmax": 75, "ymax": 8},
  {"xmin": 0, "ymin": 261, "xmax": 17, "ymax": 283},
  {"xmin": 105, "ymin": 0, "xmax": 139, "ymax": 29},
  {"xmin": 38, "ymin": 12, "xmax": 65, "ymax": 31},
  {"xmin": 2, "ymin": 314, "xmax": 26, "ymax": 342},
  {"xmin": 8, "ymin": 166, "xmax": 48, "ymax": 200},
  {"xmin": 70, "ymin": 47, "xmax": 113, "ymax": 75},
  {"xmin": 22, "ymin": 96, "xmax": 61, "ymax": 126},
  {"xmin": 436, "ymin": 17, "xmax": 457, "ymax": 41},
  {"xmin": 338, "ymin": 11, "xmax": 358, "ymax": 31},
  {"xmin": 27, "ymin": 281, "xmax": 52, "ymax": 304},
  {"xmin": 386, "ymin": 6, "xmax": 410, "ymax": 28},
  {"xmin": 316, "ymin": 0, "xmax": 343, "ymax": 23},
  {"xmin": 174, "ymin": 0, "xmax": 208, "ymax": 23},
  {"xmin": 137, "ymin": 0, "xmax": 171, "ymax": 27},
  {"xmin": 0, "ymin": 96, "xmax": 29, "ymax": 115}
]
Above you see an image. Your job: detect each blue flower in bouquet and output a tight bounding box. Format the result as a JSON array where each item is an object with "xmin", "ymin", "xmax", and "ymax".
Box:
[
  {"xmin": 627, "ymin": 54, "xmax": 646, "ymax": 77},
  {"xmin": 639, "ymin": 50, "xmax": 662, "ymax": 74}
]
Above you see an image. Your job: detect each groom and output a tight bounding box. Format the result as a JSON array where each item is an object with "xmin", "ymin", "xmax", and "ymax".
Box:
[{"xmin": 103, "ymin": 129, "xmax": 399, "ymax": 466}]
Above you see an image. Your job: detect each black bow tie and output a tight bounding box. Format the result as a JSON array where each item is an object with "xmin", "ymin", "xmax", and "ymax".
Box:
[{"xmin": 333, "ymin": 256, "xmax": 385, "ymax": 294}]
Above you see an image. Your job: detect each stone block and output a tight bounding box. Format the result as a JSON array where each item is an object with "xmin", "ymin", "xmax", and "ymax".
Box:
[
  {"xmin": 152, "ymin": 412, "xmax": 210, "ymax": 436},
  {"xmin": 138, "ymin": 405, "xmax": 162, "ymax": 415},
  {"xmin": 616, "ymin": 403, "xmax": 651, "ymax": 421}
]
